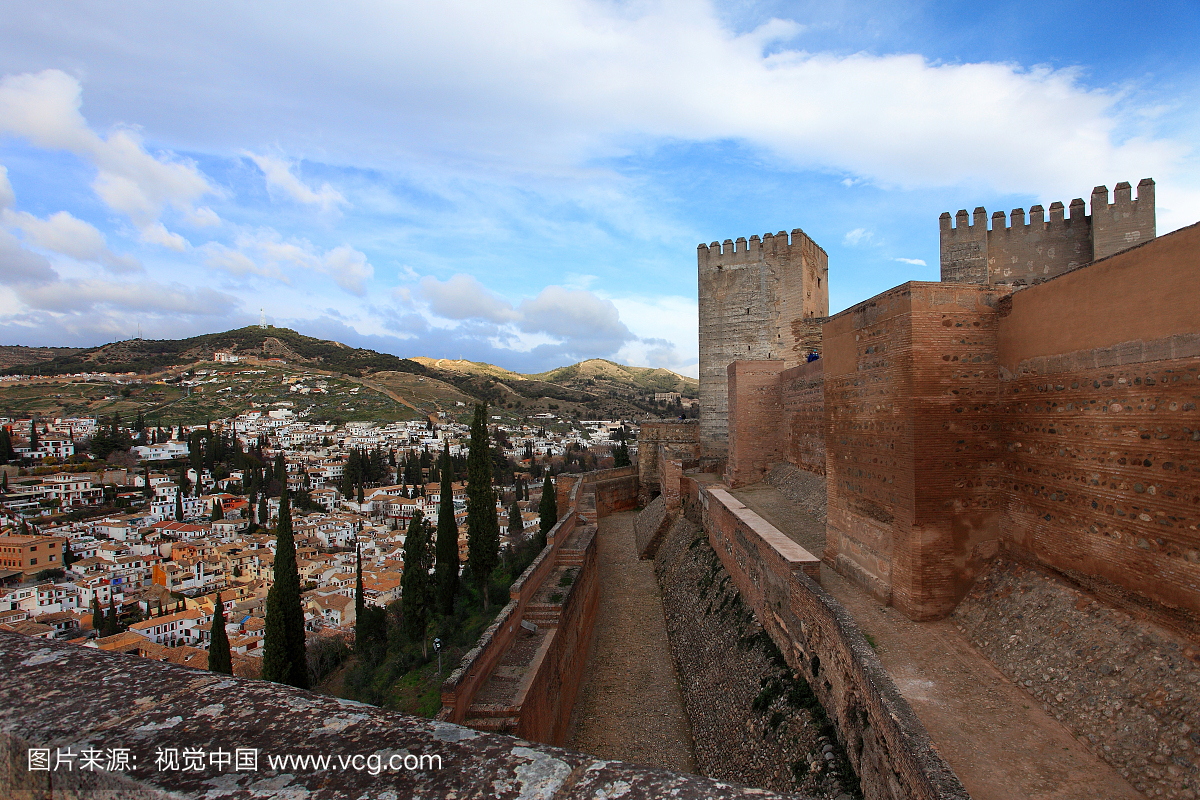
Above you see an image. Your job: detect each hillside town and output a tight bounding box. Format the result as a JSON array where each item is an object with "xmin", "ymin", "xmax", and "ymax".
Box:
[{"xmin": 0, "ymin": 398, "xmax": 640, "ymax": 676}]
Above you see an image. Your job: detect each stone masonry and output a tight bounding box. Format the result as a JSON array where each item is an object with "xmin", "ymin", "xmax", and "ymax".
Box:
[
  {"xmin": 940, "ymin": 178, "xmax": 1155, "ymax": 287},
  {"xmin": 698, "ymin": 229, "xmax": 828, "ymax": 456}
]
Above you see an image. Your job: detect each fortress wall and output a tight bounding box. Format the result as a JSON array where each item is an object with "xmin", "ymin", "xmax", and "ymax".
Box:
[
  {"xmin": 517, "ymin": 524, "xmax": 600, "ymax": 745},
  {"xmin": 700, "ymin": 486, "xmax": 968, "ymax": 800},
  {"xmin": 446, "ymin": 466, "xmax": 636, "ymax": 738},
  {"xmin": 823, "ymin": 282, "xmax": 1007, "ymax": 620},
  {"xmin": 996, "ymin": 222, "xmax": 1200, "ymax": 614},
  {"xmin": 779, "ymin": 358, "xmax": 826, "ymax": 476},
  {"xmin": 1093, "ymin": 180, "xmax": 1156, "ymax": 260},
  {"xmin": 986, "ymin": 201, "xmax": 1092, "ymax": 286},
  {"xmin": 440, "ymin": 509, "xmax": 577, "ymax": 723},
  {"xmin": 823, "ymin": 286, "xmax": 913, "ymax": 606},
  {"xmin": 699, "ymin": 230, "xmax": 828, "ymax": 455},
  {"xmin": 726, "ymin": 360, "xmax": 785, "ymax": 488},
  {"xmin": 637, "ymin": 421, "xmax": 698, "ymax": 505}
]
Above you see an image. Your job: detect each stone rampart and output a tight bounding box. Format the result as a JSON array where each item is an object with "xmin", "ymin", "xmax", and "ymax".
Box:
[
  {"xmin": 637, "ymin": 420, "xmax": 699, "ymax": 505},
  {"xmin": 823, "ymin": 281, "xmax": 1006, "ymax": 620},
  {"xmin": 634, "ymin": 495, "xmax": 670, "ymax": 559},
  {"xmin": 780, "ymin": 358, "xmax": 826, "ymax": 475},
  {"xmin": 440, "ymin": 509, "xmax": 578, "ymax": 725},
  {"xmin": 0, "ymin": 631, "xmax": 797, "ymax": 799},
  {"xmin": 939, "ymin": 178, "xmax": 1155, "ymax": 287},
  {"xmin": 516, "ymin": 524, "xmax": 600, "ymax": 745},
  {"xmin": 699, "ymin": 484, "xmax": 969, "ymax": 800},
  {"xmin": 698, "ymin": 228, "xmax": 828, "ymax": 455},
  {"xmin": 726, "ymin": 360, "xmax": 785, "ymax": 488},
  {"xmin": 994, "ymin": 220, "xmax": 1200, "ymax": 617},
  {"xmin": 442, "ymin": 465, "xmax": 637, "ymax": 745}
]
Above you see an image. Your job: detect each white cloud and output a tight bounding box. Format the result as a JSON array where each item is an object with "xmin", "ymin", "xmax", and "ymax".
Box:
[
  {"xmin": 419, "ymin": 274, "xmax": 518, "ymax": 323},
  {"xmin": 894, "ymin": 257, "xmax": 927, "ymax": 266},
  {"xmin": 5, "ymin": 3, "xmax": 1185, "ymax": 213},
  {"xmin": 245, "ymin": 152, "xmax": 347, "ymax": 212},
  {"xmin": 0, "ymin": 69, "xmax": 214, "ymax": 246},
  {"xmin": 204, "ymin": 229, "xmax": 373, "ymax": 295},
  {"xmin": 843, "ymin": 228, "xmax": 872, "ymax": 247},
  {"xmin": 0, "ymin": 230, "xmax": 58, "ymax": 285},
  {"xmin": 3, "ymin": 208, "xmax": 143, "ymax": 273},
  {"xmin": 186, "ymin": 206, "xmax": 222, "ymax": 228},
  {"xmin": 0, "ymin": 165, "xmax": 13, "ymax": 210}
]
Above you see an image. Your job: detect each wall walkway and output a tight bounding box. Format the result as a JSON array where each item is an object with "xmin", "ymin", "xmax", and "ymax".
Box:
[{"xmin": 565, "ymin": 511, "xmax": 696, "ymax": 772}]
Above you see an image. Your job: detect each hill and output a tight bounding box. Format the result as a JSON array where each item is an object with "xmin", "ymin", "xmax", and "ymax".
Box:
[{"xmin": 0, "ymin": 329, "xmax": 697, "ymax": 423}]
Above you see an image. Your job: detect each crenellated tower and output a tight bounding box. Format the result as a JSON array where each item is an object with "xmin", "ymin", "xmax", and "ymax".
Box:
[
  {"xmin": 697, "ymin": 228, "xmax": 828, "ymax": 456},
  {"xmin": 939, "ymin": 178, "xmax": 1154, "ymax": 287}
]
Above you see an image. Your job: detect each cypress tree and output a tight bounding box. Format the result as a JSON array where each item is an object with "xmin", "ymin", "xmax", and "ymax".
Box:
[
  {"xmin": 175, "ymin": 489, "xmax": 184, "ymax": 522},
  {"xmin": 91, "ymin": 595, "xmax": 103, "ymax": 631},
  {"xmin": 261, "ymin": 492, "xmax": 309, "ymax": 688},
  {"xmin": 208, "ymin": 594, "xmax": 233, "ymax": 675},
  {"xmin": 401, "ymin": 511, "xmax": 430, "ymax": 655},
  {"xmin": 539, "ymin": 474, "xmax": 557, "ymax": 536},
  {"xmin": 103, "ymin": 596, "xmax": 120, "ymax": 637},
  {"xmin": 435, "ymin": 447, "xmax": 459, "ymax": 615},
  {"xmin": 2, "ymin": 470, "xmax": 7, "ymax": 492},
  {"xmin": 509, "ymin": 500, "xmax": 523, "ymax": 542},
  {"xmin": 466, "ymin": 404, "xmax": 500, "ymax": 608},
  {"xmin": 211, "ymin": 498, "xmax": 222, "ymax": 522},
  {"xmin": 248, "ymin": 488, "xmax": 258, "ymax": 530},
  {"xmin": 258, "ymin": 495, "xmax": 269, "ymax": 529},
  {"xmin": 354, "ymin": 544, "xmax": 366, "ymax": 652}
]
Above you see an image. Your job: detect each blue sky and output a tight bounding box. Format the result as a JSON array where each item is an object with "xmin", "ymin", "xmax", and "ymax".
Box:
[{"xmin": 0, "ymin": 1, "xmax": 1197, "ymax": 377}]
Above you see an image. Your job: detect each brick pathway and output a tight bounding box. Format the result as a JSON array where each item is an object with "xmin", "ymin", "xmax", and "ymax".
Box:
[
  {"xmin": 565, "ymin": 511, "xmax": 696, "ymax": 773},
  {"xmin": 732, "ymin": 483, "xmax": 1143, "ymax": 800}
]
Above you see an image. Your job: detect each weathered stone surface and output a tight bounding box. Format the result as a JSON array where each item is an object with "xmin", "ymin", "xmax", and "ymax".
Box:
[
  {"xmin": 955, "ymin": 557, "xmax": 1200, "ymax": 799},
  {"xmin": 633, "ymin": 495, "xmax": 670, "ymax": 560},
  {"xmin": 0, "ymin": 631, "xmax": 799, "ymax": 800},
  {"xmin": 698, "ymin": 230, "xmax": 828, "ymax": 455},
  {"xmin": 656, "ymin": 515, "xmax": 849, "ymax": 798}
]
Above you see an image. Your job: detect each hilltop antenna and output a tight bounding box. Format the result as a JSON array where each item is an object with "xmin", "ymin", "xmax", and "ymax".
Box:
[{"xmin": 260, "ymin": 308, "xmax": 267, "ymax": 329}]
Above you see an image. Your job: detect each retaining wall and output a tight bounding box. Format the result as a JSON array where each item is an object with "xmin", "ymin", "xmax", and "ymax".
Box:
[{"xmin": 700, "ymin": 483, "xmax": 969, "ymax": 800}]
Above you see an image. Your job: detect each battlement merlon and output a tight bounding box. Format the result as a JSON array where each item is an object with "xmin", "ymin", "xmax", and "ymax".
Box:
[
  {"xmin": 697, "ymin": 227, "xmax": 829, "ymax": 270},
  {"xmin": 1091, "ymin": 178, "xmax": 1155, "ymax": 214}
]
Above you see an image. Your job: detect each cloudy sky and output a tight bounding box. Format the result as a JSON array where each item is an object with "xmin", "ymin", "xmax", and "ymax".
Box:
[{"xmin": 0, "ymin": 1, "xmax": 1197, "ymax": 377}]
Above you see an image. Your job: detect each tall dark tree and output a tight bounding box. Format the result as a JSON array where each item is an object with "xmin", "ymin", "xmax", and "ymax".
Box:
[
  {"xmin": 258, "ymin": 495, "xmax": 269, "ymax": 529},
  {"xmin": 208, "ymin": 595, "xmax": 233, "ymax": 675},
  {"xmin": 91, "ymin": 595, "xmax": 103, "ymax": 632},
  {"xmin": 29, "ymin": 418, "xmax": 39, "ymax": 453},
  {"xmin": 466, "ymin": 404, "xmax": 500, "ymax": 608},
  {"xmin": 248, "ymin": 488, "xmax": 258, "ymax": 530},
  {"xmin": 0, "ymin": 428, "xmax": 14, "ymax": 463},
  {"xmin": 539, "ymin": 474, "xmax": 557, "ymax": 537},
  {"xmin": 261, "ymin": 492, "xmax": 308, "ymax": 688},
  {"xmin": 175, "ymin": 489, "xmax": 184, "ymax": 522},
  {"xmin": 1, "ymin": 470, "xmax": 8, "ymax": 493},
  {"xmin": 613, "ymin": 439, "xmax": 632, "ymax": 468},
  {"xmin": 401, "ymin": 511, "xmax": 431, "ymax": 655},
  {"xmin": 102, "ymin": 595, "xmax": 120, "ymax": 637},
  {"xmin": 354, "ymin": 545, "xmax": 365, "ymax": 649},
  {"xmin": 508, "ymin": 500, "xmax": 523, "ymax": 543},
  {"xmin": 210, "ymin": 498, "xmax": 223, "ymax": 522},
  {"xmin": 435, "ymin": 448, "xmax": 459, "ymax": 615}
]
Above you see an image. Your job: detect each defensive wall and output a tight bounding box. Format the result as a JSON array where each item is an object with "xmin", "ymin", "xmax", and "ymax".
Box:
[
  {"xmin": 940, "ymin": 179, "xmax": 1155, "ymax": 287},
  {"xmin": 721, "ymin": 220, "xmax": 1200, "ymax": 623},
  {"xmin": 636, "ymin": 420, "xmax": 700, "ymax": 506},
  {"xmin": 691, "ymin": 479, "xmax": 969, "ymax": 800},
  {"xmin": 441, "ymin": 466, "xmax": 637, "ymax": 746},
  {"xmin": 0, "ymin": 631, "xmax": 800, "ymax": 800},
  {"xmin": 698, "ymin": 228, "xmax": 829, "ymax": 456}
]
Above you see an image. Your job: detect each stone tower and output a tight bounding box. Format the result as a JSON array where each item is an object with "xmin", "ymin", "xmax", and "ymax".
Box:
[
  {"xmin": 940, "ymin": 178, "xmax": 1154, "ymax": 287},
  {"xmin": 697, "ymin": 228, "xmax": 828, "ymax": 456}
]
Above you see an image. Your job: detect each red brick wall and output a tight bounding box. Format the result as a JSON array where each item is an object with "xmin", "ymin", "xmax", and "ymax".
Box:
[
  {"xmin": 779, "ymin": 359, "xmax": 825, "ymax": 475},
  {"xmin": 726, "ymin": 360, "xmax": 785, "ymax": 488},
  {"xmin": 823, "ymin": 282, "xmax": 1007, "ymax": 620},
  {"xmin": 995, "ymin": 224, "xmax": 1200, "ymax": 613}
]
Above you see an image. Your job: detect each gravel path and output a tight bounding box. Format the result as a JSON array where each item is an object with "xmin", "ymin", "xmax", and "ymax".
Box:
[
  {"xmin": 565, "ymin": 511, "xmax": 697, "ymax": 773},
  {"xmin": 733, "ymin": 482, "xmax": 1143, "ymax": 800}
]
